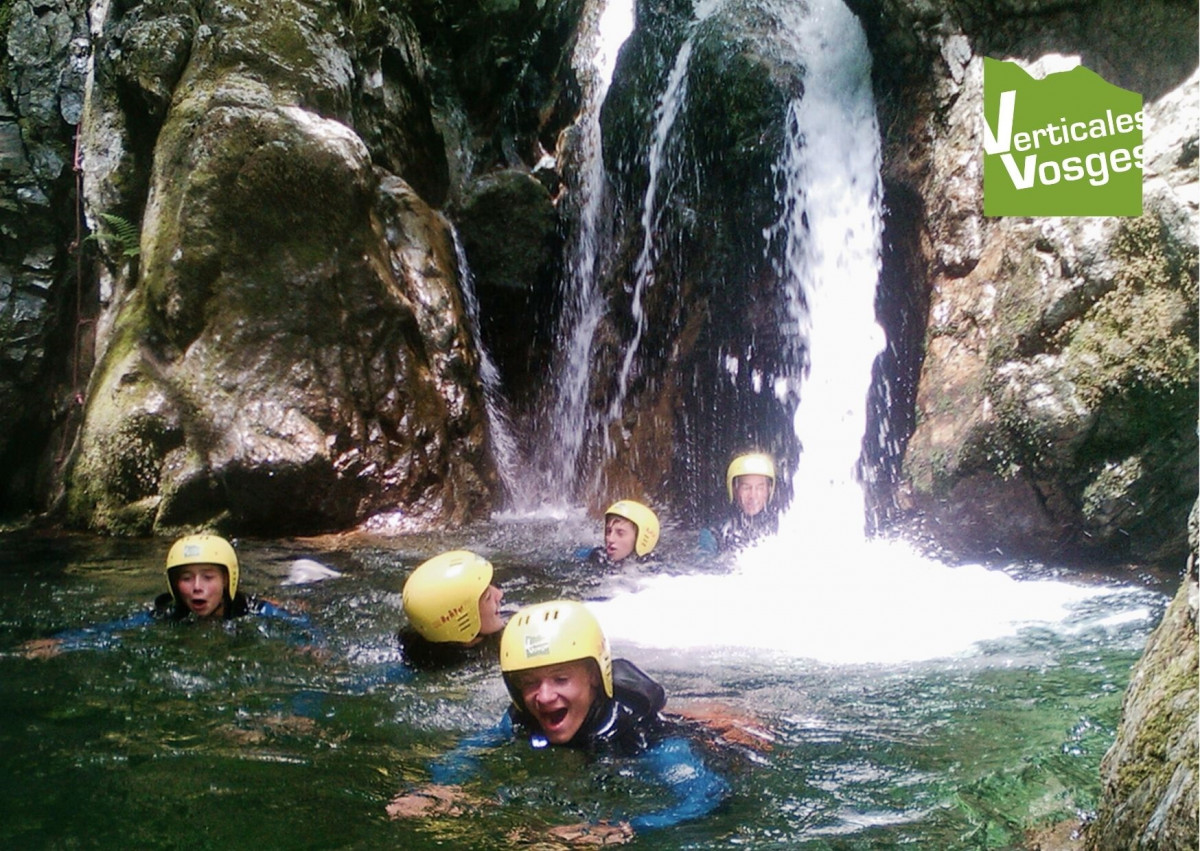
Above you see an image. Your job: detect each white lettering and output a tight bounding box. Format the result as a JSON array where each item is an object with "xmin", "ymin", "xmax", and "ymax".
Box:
[
  {"xmin": 983, "ymin": 90, "xmax": 1017, "ymax": 155},
  {"xmin": 1039, "ymin": 159, "xmax": 1062, "ymax": 185},
  {"xmin": 1000, "ymin": 153, "xmax": 1038, "ymax": 189},
  {"xmin": 1084, "ymin": 152, "xmax": 1109, "ymax": 186}
]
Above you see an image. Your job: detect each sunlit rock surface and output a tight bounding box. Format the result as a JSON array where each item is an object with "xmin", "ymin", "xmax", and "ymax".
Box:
[
  {"xmin": 1088, "ymin": 503, "xmax": 1198, "ymax": 850},
  {"xmin": 60, "ymin": 0, "xmax": 501, "ymax": 534},
  {"xmin": 867, "ymin": 0, "xmax": 1198, "ymax": 567}
]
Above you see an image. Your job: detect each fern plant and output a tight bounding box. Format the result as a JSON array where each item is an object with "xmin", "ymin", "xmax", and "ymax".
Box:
[{"xmin": 87, "ymin": 212, "xmax": 141, "ymax": 258}]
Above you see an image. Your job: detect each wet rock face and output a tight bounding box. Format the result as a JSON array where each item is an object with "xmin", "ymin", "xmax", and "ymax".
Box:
[
  {"xmin": 1088, "ymin": 503, "xmax": 1198, "ymax": 850},
  {"xmin": 58, "ymin": 0, "xmax": 494, "ymax": 535},
  {"xmin": 583, "ymin": 0, "xmax": 802, "ymax": 522},
  {"xmin": 867, "ymin": 0, "xmax": 1198, "ymax": 568},
  {"xmin": 0, "ymin": 0, "xmax": 90, "ymax": 512},
  {"xmin": 0, "ymin": 0, "xmax": 1194, "ymax": 556},
  {"xmin": 453, "ymin": 168, "xmax": 560, "ymax": 404},
  {"xmin": 1, "ymin": 0, "xmax": 584, "ymax": 532}
]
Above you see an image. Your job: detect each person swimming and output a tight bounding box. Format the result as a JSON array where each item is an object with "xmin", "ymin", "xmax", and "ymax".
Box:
[{"xmin": 387, "ymin": 599, "xmax": 728, "ymax": 843}]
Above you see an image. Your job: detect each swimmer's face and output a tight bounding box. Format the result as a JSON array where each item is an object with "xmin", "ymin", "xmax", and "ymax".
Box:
[
  {"xmin": 734, "ymin": 474, "xmax": 771, "ymax": 517},
  {"xmin": 512, "ymin": 659, "xmax": 601, "ymax": 745},
  {"xmin": 171, "ymin": 564, "xmax": 228, "ymax": 618},
  {"xmin": 604, "ymin": 516, "xmax": 637, "ymax": 563},
  {"xmin": 477, "ymin": 585, "xmax": 506, "ymax": 637}
]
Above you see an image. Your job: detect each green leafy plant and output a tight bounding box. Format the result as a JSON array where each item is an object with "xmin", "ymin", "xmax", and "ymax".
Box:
[{"xmin": 88, "ymin": 213, "xmax": 141, "ymax": 258}]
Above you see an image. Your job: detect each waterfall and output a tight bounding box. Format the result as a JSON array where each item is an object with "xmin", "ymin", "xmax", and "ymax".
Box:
[
  {"xmin": 448, "ymin": 224, "xmax": 524, "ymax": 503},
  {"xmin": 537, "ymin": 0, "xmax": 634, "ymax": 498},
  {"xmin": 589, "ymin": 0, "xmax": 1133, "ymax": 666},
  {"xmin": 766, "ymin": 0, "xmax": 886, "ymax": 543},
  {"xmin": 608, "ymin": 0, "xmax": 724, "ymax": 431}
]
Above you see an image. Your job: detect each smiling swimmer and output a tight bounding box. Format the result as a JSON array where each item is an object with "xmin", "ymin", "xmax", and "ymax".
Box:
[{"xmin": 387, "ymin": 600, "xmax": 729, "ymax": 844}]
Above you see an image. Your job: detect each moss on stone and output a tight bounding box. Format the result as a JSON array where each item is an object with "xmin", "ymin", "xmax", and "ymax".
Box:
[
  {"xmin": 1092, "ymin": 576, "xmax": 1198, "ymax": 848},
  {"xmin": 63, "ymin": 291, "xmax": 181, "ymax": 533},
  {"xmin": 1060, "ymin": 216, "xmax": 1198, "ymax": 410},
  {"xmin": 989, "ymin": 248, "xmax": 1050, "ymax": 365},
  {"xmin": 0, "ymin": 0, "xmax": 13, "ymax": 45}
]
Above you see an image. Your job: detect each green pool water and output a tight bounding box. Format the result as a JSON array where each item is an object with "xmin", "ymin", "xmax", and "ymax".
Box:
[{"xmin": 0, "ymin": 523, "xmax": 1170, "ymax": 850}]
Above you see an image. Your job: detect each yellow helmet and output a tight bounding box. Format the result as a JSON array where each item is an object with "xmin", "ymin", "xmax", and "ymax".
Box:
[
  {"xmin": 604, "ymin": 500, "xmax": 660, "ymax": 557},
  {"xmin": 500, "ymin": 600, "xmax": 613, "ymax": 706},
  {"xmin": 402, "ymin": 550, "xmax": 494, "ymax": 643},
  {"xmin": 165, "ymin": 534, "xmax": 239, "ymax": 601},
  {"xmin": 726, "ymin": 452, "xmax": 776, "ymax": 503}
]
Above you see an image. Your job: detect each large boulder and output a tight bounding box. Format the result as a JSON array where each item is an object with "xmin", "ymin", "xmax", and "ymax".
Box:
[
  {"xmin": 58, "ymin": 0, "xmax": 494, "ymax": 534},
  {"xmin": 2, "ymin": 0, "xmax": 587, "ymax": 532}
]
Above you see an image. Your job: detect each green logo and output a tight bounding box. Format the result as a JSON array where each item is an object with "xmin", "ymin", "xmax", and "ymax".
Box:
[{"xmin": 983, "ymin": 57, "xmax": 1143, "ymax": 217}]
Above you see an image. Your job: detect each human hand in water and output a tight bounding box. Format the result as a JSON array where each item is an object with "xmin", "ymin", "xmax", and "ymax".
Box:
[
  {"xmin": 386, "ymin": 784, "xmax": 483, "ymax": 819},
  {"xmin": 534, "ymin": 821, "xmax": 634, "ymax": 846},
  {"xmin": 672, "ymin": 699, "xmax": 775, "ymax": 751},
  {"xmin": 21, "ymin": 638, "xmax": 63, "ymax": 660}
]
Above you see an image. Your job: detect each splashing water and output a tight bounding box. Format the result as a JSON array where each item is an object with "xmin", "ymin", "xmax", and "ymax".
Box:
[
  {"xmin": 769, "ymin": 0, "xmax": 885, "ymax": 544},
  {"xmin": 593, "ymin": 546, "xmax": 1147, "ymax": 665},
  {"xmin": 608, "ymin": 0, "xmax": 725, "ymax": 432},
  {"xmin": 591, "ymin": 0, "xmax": 1149, "ymax": 665},
  {"xmin": 449, "ymin": 224, "xmax": 524, "ymax": 502},
  {"xmin": 538, "ymin": 0, "xmax": 635, "ymax": 498}
]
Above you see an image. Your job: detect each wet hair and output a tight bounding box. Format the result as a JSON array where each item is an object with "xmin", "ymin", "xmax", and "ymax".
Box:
[{"xmin": 397, "ymin": 626, "xmax": 497, "ymax": 671}]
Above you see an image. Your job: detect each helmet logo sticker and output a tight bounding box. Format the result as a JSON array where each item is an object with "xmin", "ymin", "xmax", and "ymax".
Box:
[
  {"xmin": 183, "ymin": 544, "xmax": 202, "ymax": 558},
  {"xmin": 439, "ymin": 604, "xmax": 465, "ymax": 625},
  {"xmin": 523, "ymin": 634, "xmax": 551, "ymax": 658}
]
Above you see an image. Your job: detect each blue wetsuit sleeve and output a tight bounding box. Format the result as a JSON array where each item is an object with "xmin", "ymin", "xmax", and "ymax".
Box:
[
  {"xmin": 624, "ymin": 737, "xmax": 728, "ymax": 832},
  {"xmin": 52, "ymin": 610, "xmax": 156, "ymax": 652},
  {"xmin": 254, "ymin": 599, "xmax": 312, "ymax": 628},
  {"xmin": 430, "ymin": 714, "xmax": 513, "ymax": 785},
  {"xmin": 697, "ymin": 528, "xmax": 719, "ymax": 555},
  {"xmin": 251, "ymin": 599, "xmax": 328, "ymax": 649}
]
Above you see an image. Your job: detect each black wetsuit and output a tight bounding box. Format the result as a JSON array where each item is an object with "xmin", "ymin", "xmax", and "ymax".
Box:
[
  {"xmin": 153, "ymin": 591, "xmax": 295, "ymax": 622},
  {"xmin": 430, "ymin": 659, "xmax": 728, "ymax": 832},
  {"xmin": 395, "ymin": 627, "xmax": 501, "ymax": 672},
  {"xmin": 47, "ymin": 592, "xmax": 311, "ymax": 653},
  {"xmin": 710, "ymin": 508, "xmax": 779, "ymax": 552},
  {"xmin": 507, "ymin": 658, "xmax": 667, "ymax": 755}
]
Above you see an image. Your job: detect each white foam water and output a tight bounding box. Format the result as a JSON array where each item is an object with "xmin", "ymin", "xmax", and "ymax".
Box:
[
  {"xmin": 590, "ymin": 536, "xmax": 1148, "ymax": 665},
  {"xmin": 589, "ymin": 0, "xmax": 1151, "ymax": 666}
]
